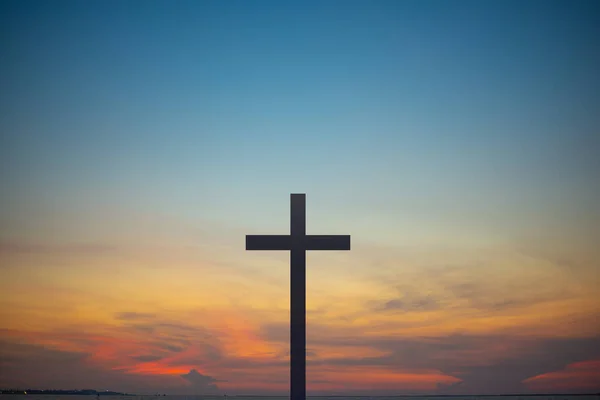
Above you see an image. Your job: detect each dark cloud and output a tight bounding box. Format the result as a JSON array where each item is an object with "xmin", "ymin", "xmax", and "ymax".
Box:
[
  {"xmin": 259, "ymin": 316, "xmax": 600, "ymax": 394},
  {"xmin": 155, "ymin": 323, "xmax": 213, "ymax": 339},
  {"xmin": 436, "ymin": 380, "xmax": 464, "ymax": 393},
  {"xmin": 173, "ymin": 344, "xmax": 223, "ymax": 364},
  {"xmin": 444, "ymin": 280, "xmax": 572, "ymax": 312},
  {"xmin": 157, "ymin": 322, "xmax": 201, "ymax": 331},
  {"xmin": 129, "ymin": 324, "xmax": 156, "ymax": 333},
  {"xmin": 0, "ymin": 339, "xmax": 229, "ymax": 395},
  {"xmin": 114, "ymin": 312, "xmax": 157, "ymax": 321},
  {"xmin": 4, "ymin": 327, "xmax": 600, "ymax": 395},
  {"xmin": 315, "ymin": 333, "xmax": 600, "ymax": 394},
  {"xmin": 117, "ymin": 318, "xmax": 216, "ymax": 357},
  {"xmin": 118, "ymin": 317, "xmax": 213, "ymax": 340},
  {"xmin": 117, "ymin": 319, "xmax": 224, "ymax": 372},
  {"xmin": 371, "ymin": 264, "xmax": 579, "ymax": 317},
  {"xmin": 1, "ymin": 317, "xmax": 226, "ymax": 394},
  {"xmin": 0, "ymin": 340, "xmax": 180, "ymax": 394},
  {"xmin": 180, "ymin": 369, "xmax": 220, "ymax": 393},
  {"xmin": 381, "ymin": 291, "xmax": 440, "ymax": 312},
  {"xmin": 131, "ymin": 355, "xmax": 163, "ymax": 362},
  {"xmin": 217, "ymin": 357, "xmax": 288, "ymax": 369},
  {"xmin": 155, "ymin": 342, "xmax": 186, "ymax": 353}
]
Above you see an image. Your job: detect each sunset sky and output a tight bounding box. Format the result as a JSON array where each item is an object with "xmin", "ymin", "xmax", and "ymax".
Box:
[{"xmin": 1, "ymin": 0, "xmax": 600, "ymax": 395}]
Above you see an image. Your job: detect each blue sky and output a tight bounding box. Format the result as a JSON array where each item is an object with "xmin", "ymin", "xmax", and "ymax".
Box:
[
  {"xmin": 1, "ymin": 1, "xmax": 600, "ymax": 394},
  {"xmin": 3, "ymin": 1, "xmax": 598, "ymax": 234}
]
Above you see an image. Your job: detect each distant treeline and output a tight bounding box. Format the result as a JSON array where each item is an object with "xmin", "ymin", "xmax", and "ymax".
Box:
[{"xmin": 0, "ymin": 390, "xmax": 135, "ymax": 396}]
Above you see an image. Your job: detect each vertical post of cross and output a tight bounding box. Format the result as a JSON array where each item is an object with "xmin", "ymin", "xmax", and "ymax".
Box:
[
  {"xmin": 245, "ymin": 193, "xmax": 351, "ymax": 400},
  {"xmin": 290, "ymin": 194, "xmax": 306, "ymax": 400}
]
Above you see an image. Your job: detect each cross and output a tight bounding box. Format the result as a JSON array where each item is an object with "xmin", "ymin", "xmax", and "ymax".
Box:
[{"xmin": 246, "ymin": 193, "xmax": 351, "ymax": 400}]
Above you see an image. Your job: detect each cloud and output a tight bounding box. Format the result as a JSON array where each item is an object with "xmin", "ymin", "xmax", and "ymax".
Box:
[
  {"xmin": 129, "ymin": 324, "xmax": 157, "ymax": 334},
  {"xmin": 436, "ymin": 380, "xmax": 464, "ymax": 393},
  {"xmin": 328, "ymin": 334, "xmax": 600, "ymax": 394},
  {"xmin": 258, "ymin": 315, "xmax": 600, "ymax": 394},
  {"xmin": 524, "ymin": 359, "xmax": 600, "ymax": 392},
  {"xmin": 381, "ymin": 287, "xmax": 440, "ymax": 312},
  {"xmin": 4, "ymin": 316, "xmax": 600, "ymax": 395},
  {"xmin": 157, "ymin": 322, "xmax": 211, "ymax": 334},
  {"xmin": 0, "ymin": 314, "xmax": 230, "ymax": 392},
  {"xmin": 366, "ymin": 259, "xmax": 583, "ymax": 320},
  {"xmin": 0, "ymin": 240, "xmax": 119, "ymax": 256},
  {"xmin": 172, "ymin": 344, "xmax": 223, "ymax": 364},
  {"xmin": 115, "ymin": 312, "xmax": 157, "ymax": 321},
  {"xmin": 443, "ymin": 279, "xmax": 573, "ymax": 312},
  {"xmin": 116, "ymin": 315, "xmax": 213, "ymax": 337},
  {"xmin": 131, "ymin": 355, "xmax": 163, "ymax": 362},
  {"xmin": 260, "ymin": 323, "xmax": 290, "ymax": 343},
  {"xmin": 4, "ymin": 213, "xmax": 596, "ymax": 394},
  {"xmin": 180, "ymin": 369, "xmax": 220, "ymax": 393},
  {"xmin": 155, "ymin": 342, "xmax": 187, "ymax": 353},
  {"xmin": 116, "ymin": 315, "xmax": 216, "ymax": 347},
  {"xmin": 0, "ymin": 340, "xmax": 181, "ymax": 394}
]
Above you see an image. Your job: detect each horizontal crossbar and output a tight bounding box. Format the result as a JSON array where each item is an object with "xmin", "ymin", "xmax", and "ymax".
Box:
[
  {"xmin": 305, "ymin": 235, "xmax": 351, "ymax": 251},
  {"xmin": 246, "ymin": 235, "xmax": 351, "ymax": 251},
  {"xmin": 246, "ymin": 235, "xmax": 291, "ymax": 251}
]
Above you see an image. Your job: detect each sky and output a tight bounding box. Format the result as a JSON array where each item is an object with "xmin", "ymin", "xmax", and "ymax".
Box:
[{"xmin": 1, "ymin": 0, "xmax": 599, "ymax": 395}]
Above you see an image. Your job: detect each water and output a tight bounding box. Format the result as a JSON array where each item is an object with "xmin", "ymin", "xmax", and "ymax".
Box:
[{"xmin": 2, "ymin": 395, "xmax": 600, "ymax": 400}]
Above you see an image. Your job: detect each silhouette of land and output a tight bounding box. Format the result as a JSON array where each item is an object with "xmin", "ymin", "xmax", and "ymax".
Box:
[{"xmin": 0, "ymin": 390, "xmax": 135, "ymax": 396}]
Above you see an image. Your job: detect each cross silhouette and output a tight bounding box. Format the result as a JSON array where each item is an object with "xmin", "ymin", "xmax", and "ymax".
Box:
[{"xmin": 246, "ymin": 193, "xmax": 351, "ymax": 400}]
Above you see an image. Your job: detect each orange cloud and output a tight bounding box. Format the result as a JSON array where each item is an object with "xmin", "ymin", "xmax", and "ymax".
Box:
[
  {"xmin": 307, "ymin": 366, "xmax": 460, "ymax": 391},
  {"xmin": 524, "ymin": 359, "xmax": 600, "ymax": 391},
  {"xmin": 2, "ymin": 232, "xmax": 600, "ymax": 394}
]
